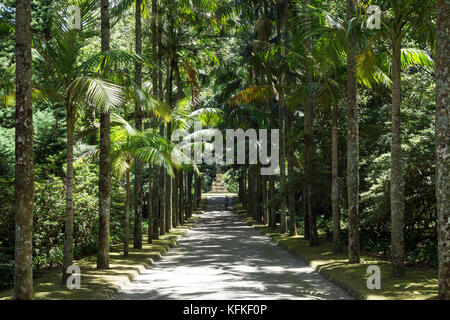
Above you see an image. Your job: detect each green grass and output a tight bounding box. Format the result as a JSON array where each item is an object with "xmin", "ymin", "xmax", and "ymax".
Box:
[
  {"xmin": 0, "ymin": 215, "xmax": 200, "ymax": 300},
  {"xmin": 233, "ymin": 200, "xmax": 438, "ymax": 300}
]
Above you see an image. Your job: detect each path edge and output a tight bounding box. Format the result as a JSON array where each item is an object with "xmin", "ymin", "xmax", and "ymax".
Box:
[
  {"xmin": 106, "ymin": 216, "xmax": 202, "ymax": 300},
  {"xmin": 231, "ymin": 202, "xmax": 365, "ymax": 300}
]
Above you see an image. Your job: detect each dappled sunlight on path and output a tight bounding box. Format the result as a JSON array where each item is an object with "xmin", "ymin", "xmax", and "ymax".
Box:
[{"xmin": 114, "ymin": 197, "xmax": 352, "ymax": 300}]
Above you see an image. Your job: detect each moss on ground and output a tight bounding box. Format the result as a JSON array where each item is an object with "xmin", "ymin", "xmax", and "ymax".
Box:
[
  {"xmin": 233, "ymin": 200, "xmax": 438, "ymax": 300},
  {"xmin": 0, "ymin": 216, "xmax": 200, "ymax": 300}
]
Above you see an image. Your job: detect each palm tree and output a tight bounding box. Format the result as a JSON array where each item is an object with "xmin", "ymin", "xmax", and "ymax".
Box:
[
  {"xmin": 14, "ymin": 0, "xmax": 34, "ymax": 300},
  {"xmin": 374, "ymin": 0, "xmax": 435, "ymax": 277},
  {"xmin": 346, "ymin": 0, "xmax": 360, "ymax": 263},
  {"xmin": 98, "ymin": 0, "xmax": 112, "ymax": 270},
  {"xmin": 436, "ymin": 0, "xmax": 449, "ymax": 300},
  {"xmin": 33, "ymin": 0, "xmax": 140, "ymax": 282}
]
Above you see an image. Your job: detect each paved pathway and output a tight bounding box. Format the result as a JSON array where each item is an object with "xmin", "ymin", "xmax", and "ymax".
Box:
[{"xmin": 115, "ymin": 196, "xmax": 352, "ymax": 300}]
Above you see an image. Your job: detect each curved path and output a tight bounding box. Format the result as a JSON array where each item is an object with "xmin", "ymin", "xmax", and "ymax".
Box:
[{"xmin": 115, "ymin": 196, "xmax": 352, "ymax": 300}]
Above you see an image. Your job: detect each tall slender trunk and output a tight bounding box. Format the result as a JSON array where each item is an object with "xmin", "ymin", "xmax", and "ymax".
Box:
[
  {"xmin": 159, "ymin": 164, "xmax": 166, "ymax": 235},
  {"xmin": 152, "ymin": 168, "xmax": 159, "ymax": 240},
  {"xmin": 243, "ymin": 166, "xmax": 247, "ymax": 209},
  {"xmin": 287, "ymin": 107, "xmax": 297, "ymax": 236},
  {"xmin": 194, "ymin": 173, "xmax": 200, "ymax": 211},
  {"xmin": 147, "ymin": 166, "xmax": 153, "ymax": 243},
  {"xmin": 331, "ymin": 101, "xmax": 342, "ymax": 253},
  {"xmin": 97, "ymin": 0, "xmax": 111, "ymax": 270},
  {"xmin": 165, "ymin": 57, "xmax": 173, "ymax": 232},
  {"xmin": 436, "ymin": 0, "xmax": 450, "ymax": 300},
  {"xmin": 262, "ymin": 176, "xmax": 268, "ymax": 225},
  {"xmin": 256, "ymin": 164, "xmax": 262, "ymax": 222},
  {"xmin": 124, "ymin": 170, "xmax": 130, "ymax": 256},
  {"xmin": 187, "ymin": 171, "xmax": 193, "ymax": 218},
  {"xmin": 151, "ymin": 0, "xmax": 159, "ymax": 241},
  {"xmin": 62, "ymin": 103, "xmax": 74, "ymax": 284},
  {"xmin": 279, "ymin": 101, "xmax": 287, "ymax": 233},
  {"xmin": 305, "ymin": 0, "xmax": 317, "ymax": 245},
  {"xmin": 248, "ymin": 166, "xmax": 254, "ymax": 217},
  {"xmin": 303, "ymin": 183, "xmax": 309, "ymax": 239},
  {"xmin": 268, "ymin": 176, "xmax": 276, "ymax": 228},
  {"xmin": 14, "ymin": 0, "xmax": 34, "ymax": 299},
  {"xmin": 390, "ymin": 32, "xmax": 405, "ymax": 277},
  {"xmin": 346, "ymin": 0, "xmax": 360, "ymax": 263},
  {"xmin": 133, "ymin": 0, "xmax": 143, "ymax": 249},
  {"xmin": 276, "ymin": 3, "xmax": 287, "ymax": 233},
  {"xmin": 179, "ymin": 171, "xmax": 184, "ymax": 225},
  {"xmin": 172, "ymin": 172, "xmax": 178, "ymax": 228}
]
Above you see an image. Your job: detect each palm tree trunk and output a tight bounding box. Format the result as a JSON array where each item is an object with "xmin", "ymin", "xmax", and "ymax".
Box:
[
  {"xmin": 436, "ymin": 0, "xmax": 450, "ymax": 300},
  {"xmin": 97, "ymin": 0, "xmax": 111, "ymax": 270},
  {"xmin": 390, "ymin": 32, "xmax": 405, "ymax": 277},
  {"xmin": 268, "ymin": 176, "xmax": 276, "ymax": 228},
  {"xmin": 159, "ymin": 164, "xmax": 166, "ymax": 235},
  {"xmin": 172, "ymin": 173, "xmax": 178, "ymax": 228},
  {"xmin": 248, "ymin": 166, "xmax": 254, "ymax": 217},
  {"xmin": 14, "ymin": 0, "xmax": 34, "ymax": 299},
  {"xmin": 256, "ymin": 164, "xmax": 262, "ymax": 222},
  {"xmin": 262, "ymin": 176, "xmax": 268, "ymax": 225},
  {"xmin": 152, "ymin": 168, "xmax": 159, "ymax": 239},
  {"xmin": 187, "ymin": 171, "xmax": 193, "ymax": 218},
  {"xmin": 346, "ymin": 0, "xmax": 360, "ymax": 263},
  {"xmin": 179, "ymin": 171, "xmax": 184, "ymax": 225},
  {"xmin": 287, "ymin": 107, "xmax": 297, "ymax": 236},
  {"xmin": 243, "ymin": 166, "xmax": 247, "ymax": 209},
  {"xmin": 279, "ymin": 100, "xmax": 287, "ymax": 233},
  {"xmin": 62, "ymin": 103, "xmax": 75, "ymax": 284},
  {"xmin": 147, "ymin": 166, "xmax": 153, "ymax": 243},
  {"xmin": 332, "ymin": 101, "xmax": 342, "ymax": 253},
  {"xmin": 303, "ymin": 183, "xmax": 309, "ymax": 239},
  {"xmin": 194, "ymin": 173, "xmax": 200, "ymax": 211},
  {"xmin": 124, "ymin": 170, "xmax": 130, "ymax": 256},
  {"xmin": 305, "ymin": 0, "xmax": 318, "ymax": 245},
  {"xmin": 133, "ymin": 0, "xmax": 143, "ymax": 249}
]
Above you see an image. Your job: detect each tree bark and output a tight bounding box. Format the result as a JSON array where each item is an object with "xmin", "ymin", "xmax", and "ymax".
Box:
[
  {"xmin": 152, "ymin": 168, "xmax": 159, "ymax": 239},
  {"xmin": 287, "ymin": 107, "xmax": 297, "ymax": 236},
  {"xmin": 331, "ymin": 101, "xmax": 342, "ymax": 253},
  {"xmin": 346, "ymin": 0, "xmax": 360, "ymax": 263},
  {"xmin": 436, "ymin": 0, "xmax": 450, "ymax": 300},
  {"xmin": 187, "ymin": 171, "xmax": 193, "ymax": 218},
  {"xmin": 256, "ymin": 164, "xmax": 262, "ymax": 222},
  {"xmin": 14, "ymin": 0, "xmax": 34, "ymax": 300},
  {"xmin": 179, "ymin": 171, "xmax": 184, "ymax": 225},
  {"xmin": 194, "ymin": 173, "xmax": 200, "ymax": 211},
  {"xmin": 124, "ymin": 170, "xmax": 130, "ymax": 256},
  {"xmin": 279, "ymin": 100, "xmax": 287, "ymax": 233},
  {"xmin": 390, "ymin": 32, "xmax": 405, "ymax": 277},
  {"xmin": 262, "ymin": 176, "xmax": 268, "ymax": 225},
  {"xmin": 62, "ymin": 102, "xmax": 75, "ymax": 284},
  {"xmin": 303, "ymin": 183, "xmax": 309, "ymax": 240},
  {"xmin": 97, "ymin": 0, "xmax": 111, "ymax": 270},
  {"xmin": 268, "ymin": 176, "xmax": 276, "ymax": 228},
  {"xmin": 305, "ymin": 0, "xmax": 317, "ymax": 245},
  {"xmin": 172, "ymin": 173, "xmax": 178, "ymax": 228},
  {"xmin": 159, "ymin": 164, "xmax": 166, "ymax": 236},
  {"xmin": 148, "ymin": 166, "xmax": 153, "ymax": 243},
  {"xmin": 133, "ymin": 0, "xmax": 144, "ymax": 249}
]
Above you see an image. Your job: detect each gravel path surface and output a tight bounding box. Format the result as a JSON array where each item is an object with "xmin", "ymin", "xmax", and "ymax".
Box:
[{"xmin": 114, "ymin": 196, "xmax": 352, "ymax": 300}]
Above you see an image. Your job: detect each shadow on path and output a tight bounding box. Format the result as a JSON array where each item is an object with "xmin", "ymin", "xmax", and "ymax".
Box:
[{"xmin": 114, "ymin": 196, "xmax": 352, "ymax": 300}]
